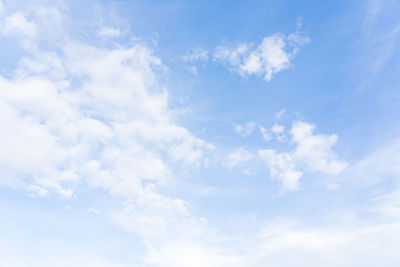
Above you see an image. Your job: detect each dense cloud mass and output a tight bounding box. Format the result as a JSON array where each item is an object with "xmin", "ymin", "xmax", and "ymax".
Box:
[{"xmin": 1, "ymin": 0, "xmax": 400, "ymax": 266}]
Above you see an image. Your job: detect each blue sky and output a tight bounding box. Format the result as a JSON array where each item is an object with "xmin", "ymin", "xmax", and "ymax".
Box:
[{"xmin": 1, "ymin": 0, "xmax": 400, "ymax": 266}]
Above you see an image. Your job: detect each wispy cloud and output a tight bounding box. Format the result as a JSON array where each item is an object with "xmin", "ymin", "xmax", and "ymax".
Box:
[
  {"xmin": 233, "ymin": 122, "xmax": 256, "ymax": 137},
  {"xmin": 182, "ymin": 48, "xmax": 208, "ymax": 62},
  {"xmin": 98, "ymin": 27, "xmax": 122, "ymax": 37}
]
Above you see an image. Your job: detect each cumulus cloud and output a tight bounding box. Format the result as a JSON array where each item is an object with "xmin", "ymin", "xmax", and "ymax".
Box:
[
  {"xmin": 226, "ymin": 121, "xmax": 346, "ymax": 192},
  {"xmin": 214, "ymin": 33, "xmax": 309, "ymax": 81},
  {"xmin": 0, "ymin": 43, "xmax": 214, "ymax": 199},
  {"xmin": 258, "ymin": 149, "xmax": 303, "ymax": 192},
  {"xmin": 1, "ymin": 12, "xmax": 37, "ymax": 37},
  {"xmin": 7, "ymin": 43, "xmax": 213, "ymax": 197},
  {"xmin": 291, "ymin": 121, "xmax": 347, "ymax": 174},
  {"xmin": 4, "ymin": 3, "xmax": 400, "ymax": 267},
  {"xmin": 0, "ymin": 7, "xmax": 214, "ymax": 251}
]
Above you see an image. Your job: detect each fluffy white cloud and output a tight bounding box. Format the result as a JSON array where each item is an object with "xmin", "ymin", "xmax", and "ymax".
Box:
[
  {"xmin": 3, "ymin": 3, "xmax": 400, "ymax": 267},
  {"xmin": 226, "ymin": 121, "xmax": 346, "ymax": 192},
  {"xmin": 0, "ymin": 7, "xmax": 213, "ymax": 244},
  {"xmin": 258, "ymin": 149, "xmax": 303, "ymax": 192},
  {"xmin": 1, "ymin": 12, "xmax": 37, "ymax": 37},
  {"xmin": 0, "ymin": 10, "xmax": 224, "ymax": 267},
  {"xmin": 0, "ymin": 41, "xmax": 213, "ymax": 199},
  {"xmin": 214, "ymin": 33, "xmax": 309, "ymax": 81},
  {"xmin": 291, "ymin": 121, "xmax": 347, "ymax": 174}
]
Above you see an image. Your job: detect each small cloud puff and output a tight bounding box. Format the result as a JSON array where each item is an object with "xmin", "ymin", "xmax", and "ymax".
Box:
[
  {"xmin": 234, "ymin": 122, "xmax": 256, "ymax": 137},
  {"xmin": 214, "ymin": 32, "xmax": 309, "ymax": 81}
]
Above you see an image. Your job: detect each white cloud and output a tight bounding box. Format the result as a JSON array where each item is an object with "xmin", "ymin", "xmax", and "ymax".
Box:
[
  {"xmin": 0, "ymin": 8, "xmax": 213, "ymax": 238},
  {"xmin": 272, "ymin": 124, "xmax": 285, "ymax": 134},
  {"xmin": 0, "ymin": 9, "xmax": 219, "ymax": 265},
  {"xmin": 258, "ymin": 149, "xmax": 303, "ymax": 192},
  {"xmin": 143, "ymin": 217, "xmax": 400, "ymax": 267},
  {"xmin": 342, "ymin": 138, "xmax": 400, "ymax": 186},
  {"xmin": 234, "ymin": 122, "xmax": 256, "ymax": 137},
  {"xmin": 145, "ymin": 240, "xmax": 241, "ymax": 267},
  {"xmin": 251, "ymin": 220, "xmax": 400, "ymax": 267},
  {"xmin": 259, "ymin": 126, "xmax": 272, "ymax": 142},
  {"xmin": 287, "ymin": 33, "xmax": 311, "ymax": 50},
  {"xmin": 1, "ymin": 13, "xmax": 37, "ymax": 37},
  {"xmin": 226, "ymin": 121, "xmax": 346, "ymax": 192},
  {"xmin": 98, "ymin": 27, "xmax": 122, "ymax": 37},
  {"xmin": 214, "ymin": 43, "xmax": 250, "ymax": 66},
  {"xmin": 291, "ymin": 121, "xmax": 347, "ymax": 174},
  {"xmin": 182, "ymin": 48, "xmax": 208, "ymax": 62},
  {"xmin": 372, "ymin": 190, "xmax": 400, "ymax": 218},
  {"xmin": 225, "ymin": 147, "xmax": 255, "ymax": 171},
  {"xmin": 214, "ymin": 33, "xmax": 309, "ymax": 81},
  {"xmin": 272, "ymin": 123, "xmax": 286, "ymax": 141}
]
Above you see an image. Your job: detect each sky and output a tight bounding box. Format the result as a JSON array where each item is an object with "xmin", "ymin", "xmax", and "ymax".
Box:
[{"xmin": 0, "ymin": 0, "xmax": 400, "ymax": 266}]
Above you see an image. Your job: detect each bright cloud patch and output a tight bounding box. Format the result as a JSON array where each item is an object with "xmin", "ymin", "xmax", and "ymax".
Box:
[
  {"xmin": 0, "ymin": 12, "xmax": 37, "ymax": 37},
  {"xmin": 227, "ymin": 121, "xmax": 346, "ymax": 192},
  {"xmin": 291, "ymin": 121, "xmax": 347, "ymax": 174},
  {"xmin": 0, "ymin": 44, "xmax": 212, "ymax": 199},
  {"xmin": 0, "ymin": 6, "xmax": 215, "ymax": 220},
  {"xmin": 98, "ymin": 27, "xmax": 122, "ymax": 37},
  {"xmin": 214, "ymin": 33, "xmax": 309, "ymax": 81},
  {"xmin": 1, "ymin": 1, "xmax": 400, "ymax": 267}
]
